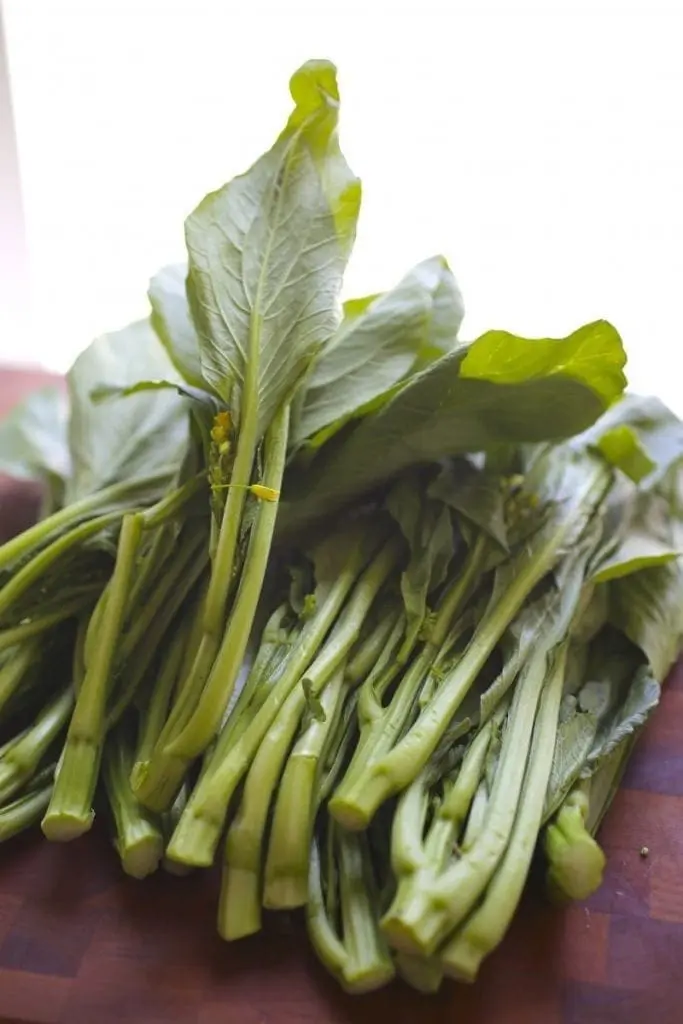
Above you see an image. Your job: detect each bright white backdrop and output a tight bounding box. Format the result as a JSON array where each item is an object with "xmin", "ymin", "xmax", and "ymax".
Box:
[{"xmin": 3, "ymin": 0, "xmax": 683, "ymax": 411}]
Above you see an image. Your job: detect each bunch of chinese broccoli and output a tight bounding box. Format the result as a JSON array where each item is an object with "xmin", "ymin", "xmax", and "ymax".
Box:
[{"xmin": 1, "ymin": 60, "xmax": 682, "ymax": 995}]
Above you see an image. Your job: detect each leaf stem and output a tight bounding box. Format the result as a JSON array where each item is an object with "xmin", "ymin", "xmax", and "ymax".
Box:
[{"xmin": 42, "ymin": 513, "xmax": 143, "ymax": 840}]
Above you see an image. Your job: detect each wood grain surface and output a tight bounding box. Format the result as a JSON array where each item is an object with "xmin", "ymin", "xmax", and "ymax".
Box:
[{"xmin": 0, "ymin": 370, "xmax": 681, "ymax": 1024}]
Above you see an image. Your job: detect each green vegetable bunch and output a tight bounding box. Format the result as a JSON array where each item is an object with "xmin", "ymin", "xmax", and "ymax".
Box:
[{"xmin": 1, "ymin": 59, "xmax": 682, "ymax": 995}]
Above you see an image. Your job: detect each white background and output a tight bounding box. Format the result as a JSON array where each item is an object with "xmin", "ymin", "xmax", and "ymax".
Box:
[{"xmin": 3, "ymin": 0, "xmax": 683, "ymax": 410}]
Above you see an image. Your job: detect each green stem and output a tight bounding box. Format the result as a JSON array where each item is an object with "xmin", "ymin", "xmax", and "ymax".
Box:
[
  {"xmin": 0, "ymin": 640, "xmax": 40, "ymax": 715},
  {"xmin": 140, "ymin": 406, "xmax": 289, "ymax": 813},
  {"xmin": 263, "ymin": 670, "xmax": 346, "ymax": 908},
  {"xmin": 307, "ymin": 835, "xmax": 349, "ymax": 977},
  {"xmin": 167, "ymin": 404, "xmax": 290, "ymax": 762},
  {"xmin": 396, "ymin": 952, "xmax": 444, "ymax": 994},
  {"xmin": 42, "ymin": 513, "xmax": 143, "ymax": 841},
  {"xmin": 168, "ymin": 536, "xmax": 401, "ymax": 863},
  {"xmin": 0, "ymin": 594, "xmax": 95, "ymax": 654},
  {"xmin": 134, "ymin": 625, "xmax": 189, "ymax": 770},
  {"xmin": 0, "ymin": 510, "xmax": 127, "ymax": 622},
  {"xmin": 140, "ymin": 474, "xmax": 205, "ymax": 529},
  {"xmin": 107, "ymin": 533, "xmax": 208, "ymax": 728},
  {"xmin": 215, "ymin": 678, "xmax": 315, "ymax": 937},
  {"xmin": 330, "ymin": 537, "xmax": 489, "ymax": 831},
  {"xmin": 0, "ymin": 776, "xmax": 54, "ymax": 841},
  {"xmin": 336, "ymin": 828, "xmax": 395, "ymax": 993},
  {"xmin": 334, "ymin": 490, "xmax": 595, "ymax": 829},
  {"xmin": 544, "ymin": 782, "xmax": 606, "ymax": 902},
  {"xmin": 442, "ymin": 643, "xmax": 568, "ymax": 981},
  {"xmin": 0, "ymin": 474, "xmax": 168, "ymax": 573},
  {"xmin": 103, "ymin": 725, "xmax": 164, "ymax": 879},
  {"xmin": 381, "ymin": 644, "xmax": 549, "ymax": 956},
  {"xmin": 0, "ymin": 686, "xmax": 73, "ymax": 803}
]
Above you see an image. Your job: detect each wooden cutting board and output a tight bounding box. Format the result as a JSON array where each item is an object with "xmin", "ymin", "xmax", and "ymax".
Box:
[{"xmin": 0, "ymin": 370, "xmax": 681, "ymax": 1024}]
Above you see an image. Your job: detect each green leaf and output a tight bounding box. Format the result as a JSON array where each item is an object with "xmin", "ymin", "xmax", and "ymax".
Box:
[
  {"xmin": 584, "ymin": 662, "xmax": 660, "ymax": 767},
  {"xmin": 280, "ymin": 320, "xmax": 626, "ymax": 534},
  {"xmin": 575, "ymin": 394, "xmax": 683, "ymax": 487},
  {"xmin": 592, "ymin": 490, "xmax": 681, "ymax": 582},
  {"xmin": 148, "ymin": 264, "xmax": 205, "ymax": 390},
  {"xmin": 185, "ymin": 59, "xmax": 361, "ymax": 436},
  {"xmin": 0, "ymin": 386, "xmax": 70, "ymax": 485},
  {"xmin": 543, "ymin": 698, "xmax": 598, "ymax": 820},
  {"xmin": 460, "ymin": 320, "xmax": 626, "ymax": 406},
  {"xmin": 427, "ymin": 458, "xmax": 508, "ymax": 550},
  {"xmin": 292, "ymin": 257, "xmax": 464, "ymax": 446},
  {"xmin": 65, "ymin": 319, "xmax": 190, "ymax": 503},
  {"xmin": 609, "ymin": 561, "xmax": 683, "ymax": 682},
  {"xmin": 386, "ymin": 470, "xmax": 456, "ymax": 657},
  {"xmin": 543, "ymin": 630, "xmax": 661, "ymax": 820}
]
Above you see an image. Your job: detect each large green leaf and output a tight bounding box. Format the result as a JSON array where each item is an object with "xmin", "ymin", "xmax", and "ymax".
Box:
[
  {"xmin": 292, "ymin": 257, "xmax": 464, "ymax": 446},
  {"xmin": 185, "ymin": 60, "xmax": 361, "ymax": 437},
  {"xmin": 460, "ymin": 320, "xmax": 626, "ymax": 405},
  {"xmin": 65, "ymin": 319, "xmax": 190, "ymax": 502},
  {"xmin": 280, "ymin": 320, "xmax": 627, "ymax": 534},
  {"xmin": 0, "ymin": 386, "xmax": 70, "ymax": 485},
  {"xmin": 148, "ymin": 264, "xmax": 205, "ymax": 391}
]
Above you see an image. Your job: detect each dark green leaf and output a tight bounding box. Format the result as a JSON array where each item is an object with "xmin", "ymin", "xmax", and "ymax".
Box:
[
  {"xmin": 293, "ymin": 257, "xmax": 464, "ymax": 446},
  {"xmin": 65, "ymin": 319, "xmax": 190, "ymax": 502},
  {"xmin": 280, "ymin": 320, "xmax": 626, "ymax": 534},
  {"xmin": 427, "ymin": 459, "xmax": 508, "ymax": 549}
]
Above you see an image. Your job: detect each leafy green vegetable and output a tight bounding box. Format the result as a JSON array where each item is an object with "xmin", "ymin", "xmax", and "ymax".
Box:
[
  {"xmin": 292, "ymin": 256, "xmax": 464, "ymax": 447},
  {"xmin": 281, "ymin": 320, "xmax": 626, "ymax": 533}
]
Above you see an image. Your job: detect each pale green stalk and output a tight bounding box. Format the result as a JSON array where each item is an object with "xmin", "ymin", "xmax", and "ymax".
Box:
[
  {"xmin": 442, "ymin": 643, "xmax": 568, "ymax": 980},
  {"xmin": 42, "ymin": 513, "xmax": 143, "ymax": 840}
]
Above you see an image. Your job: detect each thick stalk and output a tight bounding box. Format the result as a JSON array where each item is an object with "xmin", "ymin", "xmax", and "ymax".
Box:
[
  {"xmin": 167, "ymin": 373, "xmax": 261, "ymax": 773},
  {"xmin": 108, "ymin": 535, "xmax": 208, "ymax": 729},
  {"xmin": 333, "ymin": 489, "xmax": 597, "ymax": 829},
  {"xmin": 166, "ymin": 404, "xmax": 290, "ymax": 764},
  {"xmin": 134, "ymin": 625, "xmax": 189, "ymax": 770},
  {"xmin": 396, "ymin": 952, "xmax": 444, "ymax": 994},
  {"xmin": 381, "ymin": 645, "xmax": 549, "ymax": 956},
  {"xmin": 0, "ymin": 474, "xmax": 168, "ymax": 573},
  {"xmin": 135, "ymin": 409, "xmax": 289, "ymax": 811},
  {"xmin": 263, "ymin": 670, "xmax": 346, "ymax": 908},
  {"xmin": 335, "ymin": 828, "xmax": 395, "ymax": 992},
  {"xmin": 103, "ymin": 726, "xmax": 164, "ymax": 879},
  {"xmin": 0, "ymin": 686, "xmax": 73, "ymax": 803},
  {"xmin": 0, "ymin": 510, "xmax": 126, "ymax": 621},
  {"xmin": 42, "ymin": 513, "xmax": 143, "ymax": 840},
  {"xmin": 330, "ymin": 537, "xmax": 489, "ymax": 830},
  {"xmin": 544, "ymin": 782, "xmax": 606, "ymax": 902},
  {"xmin": 168, "ymin": 536, "xmax": 401, "ymax": 863},
  {"xmin": 442, "ymin": 644, "xmax": 568, "ymax": 981},
  {"xmin": 216, "ymin": 681, "xmax": 311, "ymax": 938}
]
